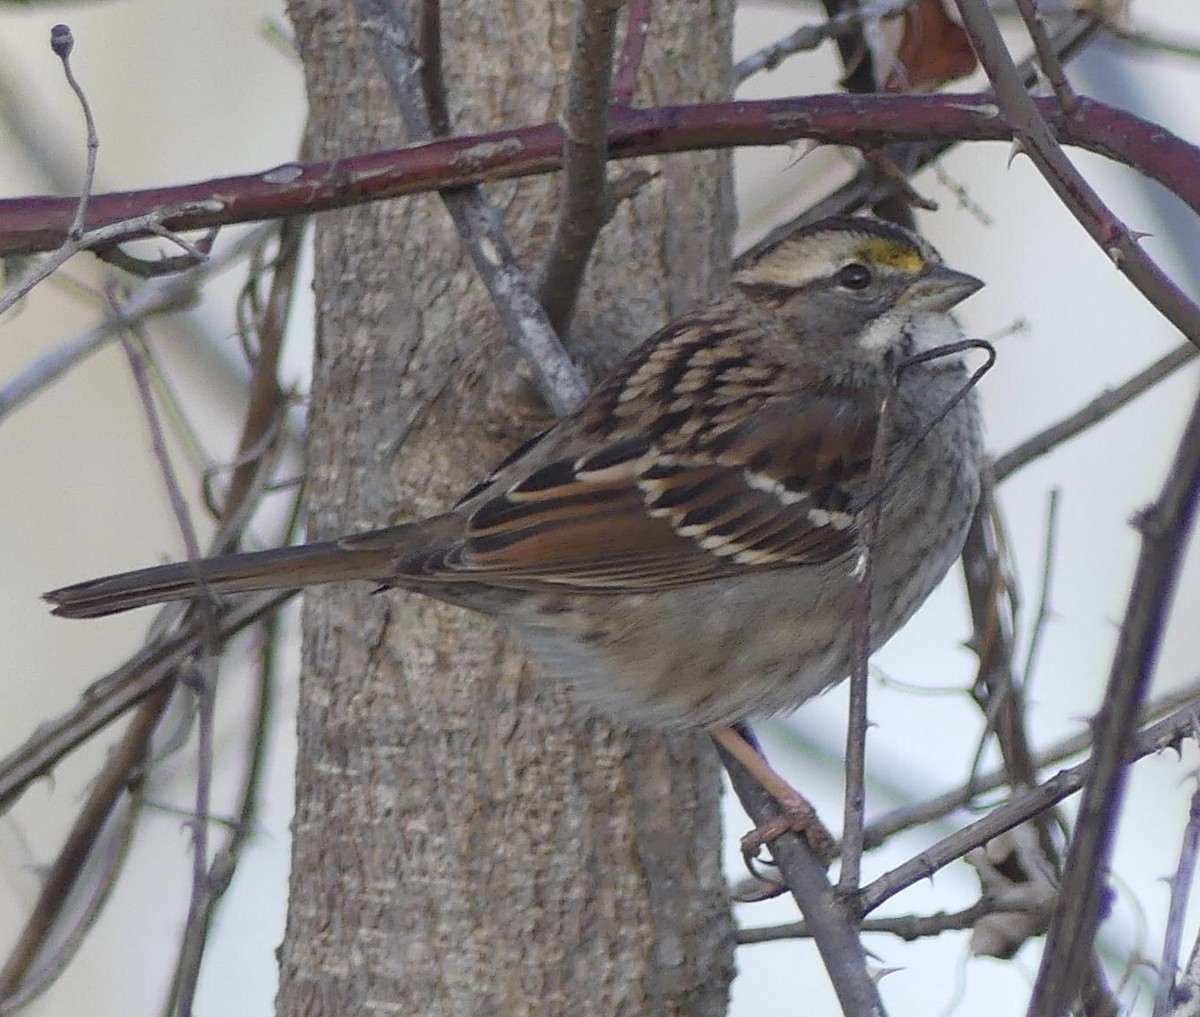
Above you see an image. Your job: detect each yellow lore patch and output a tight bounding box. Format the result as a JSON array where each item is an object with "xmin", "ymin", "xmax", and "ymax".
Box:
[{"xmin": 857, "ymin": 237, "xmax": 924, "ymax": 272}]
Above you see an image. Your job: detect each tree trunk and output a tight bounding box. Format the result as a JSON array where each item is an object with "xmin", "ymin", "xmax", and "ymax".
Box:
[{"xmin": 277, "ymin": 2, "xmax": 735, "ymax": 1014}]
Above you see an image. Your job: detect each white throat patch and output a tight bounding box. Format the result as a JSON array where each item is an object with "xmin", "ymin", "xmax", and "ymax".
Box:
[{"xmin": 856, "ymin": 309, "xmax": 965, "ymax": 358}]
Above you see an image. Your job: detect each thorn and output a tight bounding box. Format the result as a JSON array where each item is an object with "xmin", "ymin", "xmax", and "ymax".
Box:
[
  {"xmin": 784, "ymin": 138, "xmax": 820, "ymax": 169},
  {"xmin": 948, "ymin": 101, "xmax": 1001, "ymax": 119}
]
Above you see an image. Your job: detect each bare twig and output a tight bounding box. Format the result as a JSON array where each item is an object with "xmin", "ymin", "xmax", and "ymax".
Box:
[
  {"xmin": 739, "ymin": 897, "xmax": 997, "ymax": 945},
  {"xmin": 993, "ymin": 343, "xmax": 1199, "ymax": 480},
  {"xmin": 0, "ymin": 202, "xmax": 221, "ymax": 316},
  {"xmin": 954, "ymin": 0, "xmax": 1200, "ymax": 349},
  {"xmin": 92, "ymin": 226, "xmax": 217, "ymax": 278},
  {"xmin": 536, "ymin": 0, "xmax": 624, "ymax": 334},
  {"xmin": 417, "ymin": 0, "xmax": 450, "ymax": 135},
  {"xmin": 838, "ymin": 382, "xmax": 897, "ymax": 895},
  {"xmin": 734, "ymin": 0, "xmax": 913, "ymax": 84},
  {"xmin": 862, "ymin": 678, "xmax": 1200, "ymax": 848},
  {"xmin": 610, "ymin": 0, "xmax": 651, "ymax": 106},
  {"xmin": 48, "ymin": 25, "xmax": 97, "ymax": 239},
  {"xmin": 1155, "ymin": 785, "xmax": 1200, "ymax": 1017},
  {"xmin": 353, "ymin": 0, "xmax": 589, "ymax": 415},
  {"xmin": 961, "ymin": 488, "xmax": 1039, "ymax": 790},
  {"xmin": 1167, "ymin": 926, "xmax": 1200, "ymax": 1017},
  {"xmin": 0, "ymin": 590, "xmax": 293, "ymax": 814},
  {"xmin": 1021, "ymin": 488, "xmax": 1060, "ymax": 687},
  {"xmin": 0, "ymin": 224, "xmax": 271, "ymax": 423},
  {"xmin": 735, "ymin": 14, "xmax": 1096, "ymax": 261},
  {"xmin": 113, "ymin": 307, "xmax": 223, "ymax": 1017},
  {"xmin": 115, "ymin": 314, "xmax": 207, "ymax": 575},
  {"xmin": 1012, "ymin": 0, "xmax": 1078, "ymax": 112},
  {"xmin": 1028, "ymin": 384, "xmax": 1200, "ymax": 1014},
  {"xmin": 715, "ymin": 738, "xmax": 888, "ymax": 1016},
  {"xmin": 223, "ymin": 217, "xmax": 302, "ymax": 516},
  {"xmin": 0, "ymin": 780, "xmax": 136, "ymax": 1015},
  {"xmin": 161, "ymin": 608, "xmax": 284, "ymax": 1017},
  {"xmin": 1104, "ymin": 26, "xmax": 1200, "ymax": 62},
  {"xmin": 0, "ymin": 686, "xmax": 173, "ymax": 1010},
  {"xmin": 856, "ymin": 702, "xmax": 1200, "ymax": 917}
]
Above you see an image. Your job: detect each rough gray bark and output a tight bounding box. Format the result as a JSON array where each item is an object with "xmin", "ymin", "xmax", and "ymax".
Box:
[{"xmin": 277, "ymin": 2, "xmax": 736, "ymax": 1015}]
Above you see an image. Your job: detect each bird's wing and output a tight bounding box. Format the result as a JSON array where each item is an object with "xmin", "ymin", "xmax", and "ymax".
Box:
[{"xmin": 365, "ymin": 391, "xmax": 880, "ymax": 593}]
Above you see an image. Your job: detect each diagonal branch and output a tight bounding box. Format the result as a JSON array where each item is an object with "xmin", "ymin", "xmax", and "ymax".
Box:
[
  {"xmin": 1027, "ymin": 387, "xmax": 1200, "ymax": 1013},
  {"xmin": 351, "ymin": 0, "xmax": 588, "ymax": 416},
  {"xmin": 954, "ymin": 0, "xmax": 1200, "ymax": 348},
  {"xmin": 993, "ymin": 342, "xmax": 1199, "ymax": 481},
  {"xmin": 716, "ymin": 741, "xmax": 887, "ymax": 1016}
]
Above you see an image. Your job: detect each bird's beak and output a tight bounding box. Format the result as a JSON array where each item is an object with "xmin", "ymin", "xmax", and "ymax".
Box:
[{"xmin": 900, "ymin": 265, "xmax": 984, "ymax": 313}]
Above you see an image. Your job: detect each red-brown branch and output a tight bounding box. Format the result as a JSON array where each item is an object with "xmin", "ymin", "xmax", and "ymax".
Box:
[{"xmin": 1, "ymin": 94, "xmax": 1196, "ymax": 258}]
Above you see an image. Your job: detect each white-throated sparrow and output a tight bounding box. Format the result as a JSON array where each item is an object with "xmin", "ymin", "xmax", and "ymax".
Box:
[{"xmin": 45, "ymin": 216, "xmax": 984, "ymax": 854}]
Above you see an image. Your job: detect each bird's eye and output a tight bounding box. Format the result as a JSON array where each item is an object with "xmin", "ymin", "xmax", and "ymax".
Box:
[{"xmin": 836, "ymin": 262, "xmax": 873, "ymax": 290}]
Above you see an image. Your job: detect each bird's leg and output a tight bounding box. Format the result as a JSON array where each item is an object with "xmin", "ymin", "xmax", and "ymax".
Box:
[{"xmin": 711, "ymin": 723, "xmax": 836, "ymax": 868}]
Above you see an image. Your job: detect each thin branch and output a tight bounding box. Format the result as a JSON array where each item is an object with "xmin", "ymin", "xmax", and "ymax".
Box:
[
  {"xmin": 0, "ymin": 225, "xmax": 271, "ymax": 423},
  {"xmin": 862, "ymin": 678, "xmax": 1200, "ymax": 848},
  {"xmin": 0, "ymin": 202, "xmax": 221, "ymax": 316},
  {"xmin": 536, "ymin": 0, "xmax": 624, "ymax": 334},
  {"xmin": 734, "ymin": 13, "xmax": 1098, "ymax": 262},
  {"xmin": 0, "ymin": 686, "xmax": 174, "ymax": 1009},
  {"xmin": 1104, "ymin": 26, "xmax": 1200, "ymax": 62},
  {"xmin": 838, "ymin": 382, "xmax": 897, "ymax": 895},
  {"xmin": 734, "ymin": 0, "xmax": 913, "ymax": 84},
  {"xmin": 353, "ymin": 0, "xmax": 588, "ymax": 416},
  {"xmin": 92, "ymin": 226, "xmax": 216, "ymax": 278},
  {"xmin": 739, "ymin": 897, "xmax": 998, "ymax": 946},
  {"xmin": 1155, "ymin": 785, "xmax": 1200, "ymax": 1017},
  {"xmin": 0, "ymin": 590, "xmax": 293, "ymax": 814},
  {"xmin": 993, "ymin": 343, "xmax": 1199, "ymax": 480},
  {"xmin": 417, "ymin": 0, "xmax": 450, "ymax": 135},
  {"xmin": 48, "ymin": 25, "xmax": 98, "ymax": 239},
  {"xmin": 856, "ymin": 702, "xmax": 1200, "ymax": 917},
  {"xmin": 1021, "ymin": 488, "xmax": 1060, "ymax": 687},
  {"xmin": 1167, "ymin": 922, "xmax": 1200, "ymax": 1017},
  {"xmin": 610, "ymin": 0, "xmax": 651, "ymax": 106},
  {"xmin": 161, "ymin": 611, "xmax": 282, "ymax": 1017},
  {"xmin": 113, "ymin": 308, "xmax": 223, "ymax": 1017},
  {"xmin": 1012, "ymin": 0, "xmax": 1078, "ymax": 113},
  {"xmin": 0, "ymin": 781, "xmax": 136, "ymax": 1015},
  {"xmin": 961, "ymin": 487, "xmax": 1039, "ymax": 791},
  {"xmin": 715, "ymin": 738, "xmax": 887, "ymax": 1016},
  {"xmin": 223, "ymin": 217, "xmax": 302, "ymax": 515},
  {"xmin": 954, "ymin": 0, "xmax": 1200, "ymax": 349},
  {"xmin": 115, "ymin": 313, "xmax": 207, "ymax": 573},
  {"xmin": 1028, "ymin": 385, "xmax": 1200, "ymax": 1014}
]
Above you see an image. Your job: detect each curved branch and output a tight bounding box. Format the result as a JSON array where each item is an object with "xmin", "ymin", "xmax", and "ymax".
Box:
[{"xmin": 2, "ymin": 94, "xmax": 1196, "ymax": 257}]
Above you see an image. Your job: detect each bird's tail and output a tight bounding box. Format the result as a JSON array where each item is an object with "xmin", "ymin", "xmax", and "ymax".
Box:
[{"xmin": 44, "ymin": 531, "xmax": 411, "ymax": 619}]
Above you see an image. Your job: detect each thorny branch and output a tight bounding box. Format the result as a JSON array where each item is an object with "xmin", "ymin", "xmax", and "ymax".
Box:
[
  {"xmin": 1028, "ymin": 384, "xmax": 1200, "ymax": 1015},
  {"xmin": 1155, "ymin": 785, "xmax": 1200, "ymax": 1017},
  {"xmin": 2, "ymin": 95, "xmax": 1199, "ymax": 263},
  {"xmin": 955, "ymin": 0, "xmax": 1200, "ymax": 349},
  {"xmin": 5, "ymin": 3, "xmax": 1200, "ymax": 1014}
]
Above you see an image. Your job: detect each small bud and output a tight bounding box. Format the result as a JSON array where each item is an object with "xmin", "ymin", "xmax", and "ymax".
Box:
[{"xmin": 50, "ymin": 24, "xmax": 74, "ymax": 60}]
